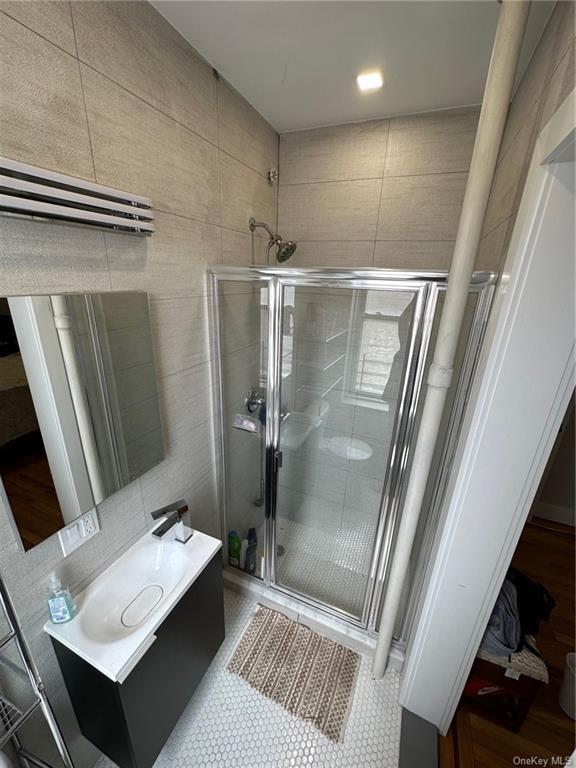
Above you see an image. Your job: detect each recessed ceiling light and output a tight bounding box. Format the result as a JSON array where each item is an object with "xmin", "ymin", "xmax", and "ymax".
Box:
[{"xmin": 356, "ymin": 70, "xmax": 384, "ymax": 92}]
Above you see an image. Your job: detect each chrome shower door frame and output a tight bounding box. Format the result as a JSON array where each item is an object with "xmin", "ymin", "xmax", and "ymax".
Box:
[
  {"xmin": 209, "ymin": 269, "xmax": 276, "ymax": 575},
  {"xmin": 269, "ymin": 273, "xmax": 433, "ymax": 628},
  {"xmin": 210, "ymin": 266, "xmax": 497, "ymax": 639}
]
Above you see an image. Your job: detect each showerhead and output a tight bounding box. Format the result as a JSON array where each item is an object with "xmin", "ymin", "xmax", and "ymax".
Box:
[
  {"xmin": 248, "ymin": 218, "xmax": 297, "ymax": 263},
  {"xmin": 276, "ymin": 240, "xmax": 297, "ymax": 263}
]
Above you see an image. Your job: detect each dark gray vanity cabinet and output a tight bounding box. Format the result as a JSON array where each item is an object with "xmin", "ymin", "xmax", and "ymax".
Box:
[{"xmin": 52, "ymin": 554, "xmax": 225, "ymax": 768}]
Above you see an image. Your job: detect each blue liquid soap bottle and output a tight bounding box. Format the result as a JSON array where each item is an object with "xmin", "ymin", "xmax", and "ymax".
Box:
[{"xmin": 47, "ymin": 574, "xmax": 77, "ymax": 624}]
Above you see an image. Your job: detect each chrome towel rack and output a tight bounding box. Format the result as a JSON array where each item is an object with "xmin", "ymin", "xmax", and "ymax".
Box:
[{"xmin": 0, "ymin": 573, "xmax": 74, "ymax": 768}]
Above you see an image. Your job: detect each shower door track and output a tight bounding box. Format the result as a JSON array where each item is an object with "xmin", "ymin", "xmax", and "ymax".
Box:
[{"xmin": 210, "ymin": 267, "xmax": 497, "ymax": 643}]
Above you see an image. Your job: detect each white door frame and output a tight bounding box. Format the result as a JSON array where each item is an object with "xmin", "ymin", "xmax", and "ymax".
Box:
[{"xmin": 400, "ymin": 89, "xmax": 576, "ymax": 733}]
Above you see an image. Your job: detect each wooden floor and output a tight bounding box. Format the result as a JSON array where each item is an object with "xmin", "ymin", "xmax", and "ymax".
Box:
[
  {"xmin": 0, "ymin": 430, "xmax": 64, "ymax": 549},
  {"xmin": 439, "ymin": 518, "xmax": 575, "ymax": 767}
]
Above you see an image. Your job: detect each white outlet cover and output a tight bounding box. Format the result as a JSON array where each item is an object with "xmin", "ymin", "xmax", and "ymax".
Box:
[{"xmin": 58, "ymin": 509, "xmax": 100, "ymax": 557}]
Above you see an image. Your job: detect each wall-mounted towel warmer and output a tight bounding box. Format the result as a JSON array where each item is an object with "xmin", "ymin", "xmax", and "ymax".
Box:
[{"xmin": 0, "ymin": 156, "xmax": 154, "ymax": 235}]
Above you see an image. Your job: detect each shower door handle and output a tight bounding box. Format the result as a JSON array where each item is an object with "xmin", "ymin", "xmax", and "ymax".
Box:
[{"xmin": 274, "ymin": 450, "xmax": 283, "ymax": 470}]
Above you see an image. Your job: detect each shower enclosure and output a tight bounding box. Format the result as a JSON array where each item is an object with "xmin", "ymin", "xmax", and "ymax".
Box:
[{"xmin": 210, "ymin": 267, "xmax": 495, "ymax": 642}]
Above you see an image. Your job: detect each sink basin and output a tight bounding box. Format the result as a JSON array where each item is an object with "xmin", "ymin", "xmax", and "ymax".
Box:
[
  {"xmin": 44, "ymin": 523, "xmax": 222, "ymax": 682},
  {"xmin": 80, "ymin": 538, "xmax": 192, "ymax": 643}
]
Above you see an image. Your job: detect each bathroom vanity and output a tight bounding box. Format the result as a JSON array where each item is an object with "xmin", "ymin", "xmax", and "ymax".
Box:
[{"xmin": 45, "ymin": 526, "xmax": 224, "ymax": 768}]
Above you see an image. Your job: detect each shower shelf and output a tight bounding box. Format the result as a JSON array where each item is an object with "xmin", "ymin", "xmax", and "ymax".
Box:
[
  {"xmin": 297, "ymin": 352, "xmax": 346, "ymax": 372},
  {"xmin": 296, "ymin": 377, "xmax": 344, "ymax": 401},
  {"xmin": 297, "ymin": 328, "xmax": 348, "ymax": 344}
]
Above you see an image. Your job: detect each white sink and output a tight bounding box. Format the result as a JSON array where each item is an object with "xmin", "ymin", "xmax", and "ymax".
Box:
[{"xmin": 44, "ymin": 523, "xmax": 222, "ymax": 682}]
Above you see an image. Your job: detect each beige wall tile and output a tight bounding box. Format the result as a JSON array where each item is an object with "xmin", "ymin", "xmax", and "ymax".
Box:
[
  {"xmin": 221, "ymin": 229, "xmax": 268, "ymax": 266},
  {"xmin": 220, "ymin": 152, "xmax": 277, "ymax": 232},
  {"xmin": 384, "ymin": 107, "xmax": 479, "ymax": 177},
  {"xmin": 501, "ymin": 2, "xmax": 575, "ymax": 158},
  {"xmin": 0, "ymin": 13, "xmax": 93, "ymax": 178},
  {"xmin": 0, "ymin": 2, "xmax": 76, "ymax": 55},
  {"xmin": 279, "ymin": 179, "xmax": 382, "ymax": 241},
  {"xmin": 482, "ymin": 107, "xmax": 537, "ymax": 237},
  {"xmin": 150, "ymin": 296, "xmax": 210, "ymax": 377},
  {"xmin": 374, "ymin": 241, "xmax": 454, "ymax": 271},
  {"xmin": 82, "ymin": 66, "xmax": 221, "ymax": 224},
  {"xmin": 218, "ymin": 292, "xmax": 261, "ymax": 356},
  {"xmin": 150, "ymin": 296, "xmax": 210, "ymax": 376},
  {"xmin": 71, "ymin": 0, "xmax": 218, "ymax": 143},
  {"xmin": 474, "ymin": 216, "xmax": 514, "ymax": 272},
  {"xmin": 279, "ymin": 120, "xmax": 388, "ymax": 184},
  {"xmin": 0, "ymin": 216, "xmax": 110, "ymax": 294},
  {"xmin": 218, "ymin": 81, "xmax": 278, "ymax": 176},
  {"xmin": 140, "ymin": 419, "xmax": 215, "ymax": 517},
  {"xmin": 286, "ymin": 241, "xmax": 374, "ymax": 268},
  {"xmin": 106, "ymin": 211, "xmax": 222, "ymax": 299},
  {"xmin": 377, "ymin": 173, "xmax": 467, "ymax": 241},
  {"xmin": 158, "ymin": 363, "xmax": 212, "ymax": 449},
  {"xmin": 538, "ymin": 37, "xmax": 575, "ymax": 133}
]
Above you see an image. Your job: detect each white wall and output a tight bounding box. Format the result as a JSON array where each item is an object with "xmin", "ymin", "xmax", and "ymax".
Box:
[{"xmin": 400, "ymin": 93, "xmax": 575, "ymax": 732}]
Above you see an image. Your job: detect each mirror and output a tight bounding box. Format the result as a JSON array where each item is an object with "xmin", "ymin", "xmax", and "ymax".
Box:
[{"xmin": 0, "ymin": 292, "xmax": 164, "ymax": 550}]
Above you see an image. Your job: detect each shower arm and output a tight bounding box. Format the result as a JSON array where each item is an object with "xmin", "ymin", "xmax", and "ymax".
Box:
[{"xmin": 249, "ymin": 217, "xmax": 280, "ymax": 242}]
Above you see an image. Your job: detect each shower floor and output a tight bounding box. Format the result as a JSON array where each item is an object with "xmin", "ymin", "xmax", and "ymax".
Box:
[
  {"xmin": 270, "ymin": 512, "xmax": 378, "ymax": 618},
  {"xmin": 95, "ymin": 588, "xmax": 401, "ymax": 768}
]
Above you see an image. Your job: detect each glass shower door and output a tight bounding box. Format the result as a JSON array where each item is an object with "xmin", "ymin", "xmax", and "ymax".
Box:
[
  {"xmin": 214, "ymin": 276, "xmax": 270, "ymax": 579},
  {"xmin": 273, "ymin": 282, "xmax": 427, "ymax": 622}
]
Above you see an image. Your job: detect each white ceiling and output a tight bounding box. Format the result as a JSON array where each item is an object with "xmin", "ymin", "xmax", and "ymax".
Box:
[{"xmin": 152, "ymin": 1, "xmax": 554, "ymax": 133}]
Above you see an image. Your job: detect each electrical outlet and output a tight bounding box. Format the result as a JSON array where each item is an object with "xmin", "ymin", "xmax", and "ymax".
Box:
[
  {"xmin": 81, "ymin": 511, "xmax": 99, "ymax": 538},
  {"xmin": 58, "ymin": 509, "xmax": 100, "ymax": 556}
]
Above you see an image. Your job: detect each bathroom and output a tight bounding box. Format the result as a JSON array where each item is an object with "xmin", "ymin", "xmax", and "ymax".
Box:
[{"xmin": 0, "ymin": 2, "xmax": 574, "ymax": 767}]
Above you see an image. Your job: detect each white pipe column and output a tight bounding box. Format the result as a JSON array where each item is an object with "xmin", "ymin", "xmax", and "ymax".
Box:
[
  {"xmin": 372, "ymin": 0, "xmax": 530, "ymax": 678},
  {"xmin": 51, "ymin": 295, "xmax": 106, "ymax": 505}
]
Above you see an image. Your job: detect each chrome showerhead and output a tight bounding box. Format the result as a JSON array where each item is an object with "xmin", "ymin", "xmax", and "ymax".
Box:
[
  {"xmin": 248, "ymin": 218, "xmax": 297, "ymax": 263},
  {"xmin": 276, "ymin": 240, "xmax": 297, "ymax": 263}
]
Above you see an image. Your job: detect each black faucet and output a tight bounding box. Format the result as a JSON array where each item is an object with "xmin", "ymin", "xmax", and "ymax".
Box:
[{"xmin": 150, "ymin": 500, "xmax": 193, "ymax": 542}]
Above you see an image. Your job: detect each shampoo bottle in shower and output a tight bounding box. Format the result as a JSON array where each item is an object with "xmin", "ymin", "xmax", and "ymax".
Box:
[
  {"xmin": 228, "ymin": 530, "xmax": 241, "ymax": 568},
  {"xmin": 47, "ymin": 574, "xmax": 77, "ymax": 624},
  {"xmin": 239, "ymin": 538, "xmax": 249, "ymax": 570}
]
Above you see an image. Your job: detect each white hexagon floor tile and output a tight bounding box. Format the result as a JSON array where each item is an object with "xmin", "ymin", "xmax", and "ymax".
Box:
[{"xmin": 95, "ymin": 589, "xmax": 401, "ymax": 768}]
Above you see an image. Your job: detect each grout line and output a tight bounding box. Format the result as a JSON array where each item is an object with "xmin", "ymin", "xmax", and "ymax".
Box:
[
  {"xmin": 69, "ymin": 16, "xmax": 98, "ymax": 184},
  {"xmin": 278, "ymin": 169, "xmax": 470, "ymax": 189},
  {"xmin": 371, "ymin": 121, "xmax": 390, "ymax": 265},
  {"xmin": 68, "ymin": 2, "xmax": 115, "ymax": 291},
  {"xmin": 77, "ymin": 59, "xmax": 272, "ymax": 183},
  {"xmin": 215, "ymin": 79, "xmax": 226, "ymax": 268},
  {"xmin": 0, "ymin": 5, "xmax": 275, "ymax": 184},
  {"xmin": 0, "ymin": 8, "xmax": 78, "ymax": 58},
  {"xmin": 479, "ymin": 211, "xmax": 518, "ymax": 244},
  {"xmin": 279, "ymin": 103, "xmax": 482, "ymax": 135}
]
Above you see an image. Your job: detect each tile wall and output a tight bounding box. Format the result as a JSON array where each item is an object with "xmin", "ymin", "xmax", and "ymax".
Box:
[
  {"xmin": 278, "ymin": 107, "xmax": 479, "ymax": 271},
  {"xmin": 278, "ymin": 1, "xmax": 575, "ymax": 275},
  {"xmin": 0, "ymin": 1, "xmax": 277, "ymax": 763}
]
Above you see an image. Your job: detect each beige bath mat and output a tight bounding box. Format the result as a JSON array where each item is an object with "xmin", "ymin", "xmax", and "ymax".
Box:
[{"xmin": 227, "ymin": 604, "xmax": 360, "ymax": 742}]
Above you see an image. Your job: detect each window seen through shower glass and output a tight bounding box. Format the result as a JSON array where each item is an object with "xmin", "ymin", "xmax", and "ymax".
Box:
[{"xmin": 275, "ymin": 286, "xmax": 418, "ymax": 620}]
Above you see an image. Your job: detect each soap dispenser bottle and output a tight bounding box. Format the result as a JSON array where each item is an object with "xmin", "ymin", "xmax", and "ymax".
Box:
[{"xmin": 47, "ymin": 574, "xmax": 77, "ymax": 624}]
